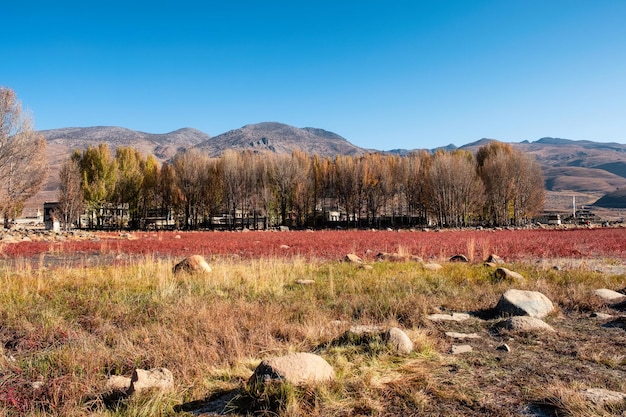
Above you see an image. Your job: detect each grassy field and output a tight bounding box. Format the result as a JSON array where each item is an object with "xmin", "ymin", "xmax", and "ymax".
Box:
[{"xmin": 1, "ymin": 252, "xmax": 625, "ymax": 416}]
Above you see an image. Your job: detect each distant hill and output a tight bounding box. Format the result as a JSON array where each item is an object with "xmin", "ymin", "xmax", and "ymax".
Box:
[
  {"xmin": 193, "ymin": 122, "xmax": 364, "ymax": 157},
  {"xmin": 594, "ymin": 188, "xmax": 626, "ymax": 208},
  {"xmin": 34, "ymin": 126, "xmax": 210, "ymax": 212},
  {"xmin": 25, "ymin": 126, "xmax": 626, "ymax": 213}
]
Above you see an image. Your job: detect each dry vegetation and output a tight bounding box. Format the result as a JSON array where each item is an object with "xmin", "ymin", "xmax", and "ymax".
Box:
[{"xmin": 1, "ymin": 248, "xmax": 625, "ymax": 416}]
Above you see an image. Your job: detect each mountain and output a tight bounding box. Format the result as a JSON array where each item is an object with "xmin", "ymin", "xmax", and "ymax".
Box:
[
  {"xmin": 193, "ymin": 122, "xmax": 364, "ymax": 157},
  {"xmin": 33, "ymin": 126, "xmax": 210, "ymax": 211},
  {"xmin": 24, "ymin": 126, "xmax": 626, "ymax": 214}
]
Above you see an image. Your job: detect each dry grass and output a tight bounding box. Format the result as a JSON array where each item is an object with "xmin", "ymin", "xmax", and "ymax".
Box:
[{"xmin": 0, "ymin": 256, "xmax": 625, "ymax": 416}]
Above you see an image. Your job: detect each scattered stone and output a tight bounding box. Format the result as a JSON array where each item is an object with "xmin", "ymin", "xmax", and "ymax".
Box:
[
  {"xmin": 496, "ymin": 289, "xmax": 554, "ymax": 319},
  {"xmin": 173, "ymin": 255, "xmax": 212, "ymax": 274},
  {"xmin": 451, "ymin": 345, "xmax": 473, "ymax": 355},
  {"xmin": 360, "ymin": 264, "xmax": 374, "ymax": 270},
  {"xmin": 386, "ymin": 327, "xmax": 414, "ymax": 355},
  {"xmin": 594, "ymin": 288, "xmax": 626, "ymax": 303},
  {"xmin": 423, "ymin": 263, "xmax": 443, "ymax": 271},
  {"xmin": 483, "ymin": 262, "xmax": 497, "ymax": 268},
  {"xmin": 552, "ymin": 265, "xmax": 562, "ymax": 271},
  {"xmin": 445, "ymin": 332, "xmax": 481, "ymax": 339},
  {"xmin": 590, "ymin": 312, "xmax": 613, "ymax": 319},
  {"xmin": 494, "ymin": 267, "xmax": 524, "ymax": 283},
  {"xmin": 486, "ymin": 254, "xmax": 504, "ymax": 264},
  {"xmin": 31, "ymin": 381, "xmax": 45, "ymax": 390},
  {"xmin": 449, "ymin": 254, "xmax": 469, "ymax": 262},
  {"xmin": 496, "ymin": 343, "xmax": 511, "ymax": 352},
  {"xmin": 427, "ymin": 313, "xmax": 471, "ymax": 322},
  {"xmin": 295, "ymin": 279, "xmax": 315, "ymax": 285},
  {"xmin": 174, "ymin": 235, "xmax": 181, "ymax": 239},
  {"xmin": 106, "ymin": 375, "xmax": 132, "ymax": 392},
  {"xmin": 249, "ymin": 353, "xmax": 335, "ymax": 386},
  {"xmin": 376, "ymin": 252, "xmax": 423, "ymax": 262},
  {"xmin": 344, "ymin": 254, "xmax": 363, "ymax": 264},
  {"xmin": 495, "ymin": 316, "xmax": 555, "ymax": 333},
  {"xmin": 128, "ymin": 368, "xmax": 174, "ymax": 394},
  {"xmin": 279, "ymin": 244, "xmax": 290, "ymax": 249},
  {"xmin": 580, "ymin": 388, "xmax": 626, "ymax": 406},
  {"xmin": 279, "ymin": 226, "xmax": 290, "ymax": 232}
]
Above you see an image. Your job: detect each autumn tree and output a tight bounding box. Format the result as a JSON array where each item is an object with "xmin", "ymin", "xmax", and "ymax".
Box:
[
  {"xmin": 0, "ymin": 87, "xmax": 48, "ymax": 228},
  {"xmin": 72, "ymin": 144, "xmax": 117, "ymax": 228},
  {"xmin": 477, "ymin": 141, "xmax": 544, "ymax": 225},
  {"xmin": 424, "ymin": 150, "xmax": 483, "ymax": 227},
  {"xmin": 57, "ymin": 158, "xmax": 84, "ymax": 230}
]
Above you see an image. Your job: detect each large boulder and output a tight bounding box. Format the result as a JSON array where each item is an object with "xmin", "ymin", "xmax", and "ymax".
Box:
[
  {"xmin": 173, "ymin": 255, "xmax": 212, "ymax": 274},
  {"xmin": 594, "ymin": 288, "xmax": 625, "ymax": 303},
  {"xmin": 495, "ymin": 289, "xmax": 554, "ymax": 319},
  {"xmin": 249, "ymin": 353, "xmax": 335, "ymax": 386}
]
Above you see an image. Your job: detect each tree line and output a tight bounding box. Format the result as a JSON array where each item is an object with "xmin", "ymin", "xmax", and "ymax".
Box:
[{"xmin": 57, "ymin": 141, "xmax": 545, "ymax": 230}]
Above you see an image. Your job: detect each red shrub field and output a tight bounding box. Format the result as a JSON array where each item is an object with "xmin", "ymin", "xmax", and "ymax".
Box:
[{"xmin": 1, "ymin": 227, "xmax": 625, "ymax": 262}]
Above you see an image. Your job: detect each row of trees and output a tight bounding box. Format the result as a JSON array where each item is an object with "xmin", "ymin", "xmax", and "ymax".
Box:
[
  {"xmin": 0, "ymin": 87, "xmax": 48, "ymax": 228},
  {"xmin": 59, "ymin": 140, "xmax": 545, "ymax": 230}
]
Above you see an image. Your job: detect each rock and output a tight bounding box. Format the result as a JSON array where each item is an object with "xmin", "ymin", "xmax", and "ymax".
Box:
[
  {"xmin": 496, "ymin": 289, "xmax": 554, "ymax": 319},
  {"xmin": 495, "ymin": 316, "xmax": 555, "ymax": 332},
  {"xmin": 279, "ymin": 226, "xmax": 289, "ymax": 232},
  {"xmin": 377, "ymin": 252, "xmax": 424, "ymax": 263},
  {"xmin": 344, "ymin": 254, "xmax": 363, "ymax": 264},
  {"xmin": 173, "ymin": 255, "xmax": 212, "ymax": 274},
  {"xmin": 449, "ymin": 254, "xmax": 468, "ymax": 262},
  {"xmin": 249, "ymin": 353, "xmax": 335, "ymax": 386},
  {"xmin": 128, "ymin": 368, "xmax": 174, "ymax": 394},
  {"xmin": 106, "ymin": 375, "xmax": 132, "ymax": 392},
  {"xmin": 279, "ymin": 244, "xmax": 290, "ymax": 249},
  {"xmin": 594, "ymin": 288, "xmax": 626, "ymax": 303},
  {"xmin": 590, "ymin": 312, "xmax": 613, "ymax": 319},
  {"xmin": 494, "ymin": 267, "xmax": 524, "ymax": 283},
  {"xmin": 486, "ymin": 254, "xmax": 504, "ymax": 264},
  {"xmin": 423, "ymin": 263, "xmax": 443, "ymax": 271},
  {"xmin": 445, "ymin": 332, "xmax": 481, "ymax": 339},
  {"xmin": 427, "ymin": 313, "xmax": 471, "ymax": 322},
  {"xmin": 483, "ymin": 262, "xmax": 497, "ymax": 268},
  {"xmin": 360, "ymin": 264, "xmax": 374, "ymax": 270},
  {"xmin": 580, "ymin": 388, "xmax": 626, "ymax": 405},
  {"xmin": 386, "ymin": 327, "xmax": 414, "ymax": 355},
  {"xmin": 451, "ymin": 345, "xmax": 473, "ymax": 355},
  {"xmin": 295, "ymin": 279, "xmax": 315, "ymax": 285},
  {"xmin": 496, "ymin": 343, "xmax": 511, "ymax": 352}
]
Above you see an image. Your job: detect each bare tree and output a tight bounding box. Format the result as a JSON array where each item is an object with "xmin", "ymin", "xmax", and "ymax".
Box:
[
  {"xmin": 57, "ymin": 158, "xmax": 84, "ymax": 230},
  {"xmin": 0, "ymin": 87, "xmax": 48, "ymax": 228}
]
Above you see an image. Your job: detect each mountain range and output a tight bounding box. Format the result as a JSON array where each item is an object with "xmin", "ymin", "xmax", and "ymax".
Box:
[{"xmin": 31, "ymin": 122, "xmax": 626, "ymax": 212}]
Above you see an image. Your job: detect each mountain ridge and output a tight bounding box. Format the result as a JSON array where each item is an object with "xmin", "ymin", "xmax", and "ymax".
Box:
[{"xmin": 34, "ymin": 124, "xmax": 626, "ymax": 210}]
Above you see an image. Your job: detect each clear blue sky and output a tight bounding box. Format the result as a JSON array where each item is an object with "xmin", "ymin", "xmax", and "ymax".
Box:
[{"xmin": 3, "ymin": 0, "xmax": 626, "ymax": 150}]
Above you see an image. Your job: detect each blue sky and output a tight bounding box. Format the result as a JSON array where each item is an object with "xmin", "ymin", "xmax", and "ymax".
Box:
[{"xmin": 3, "ymin": 1, "xmax": 626, "ymax": 150}]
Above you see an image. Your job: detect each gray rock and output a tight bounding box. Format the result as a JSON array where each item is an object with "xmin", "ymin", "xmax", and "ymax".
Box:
[
  {"xmin": 496, "ymin": 343, "xmax": 511, "ymax": 352},
  {"xmin": 427, "ymin": 313, "xmax": 471, "ymax": 322},
  {"xmin": 451, "ymin": 345, "xmax": 473, "ymax": 355},
  {"xmin": 249, "ymin": 352, "xmax": 335, "ymax": 386},
  {"xmin": 344, "ymin": 253, "xmax": 363, "ymax": 264},
  {"xmin": 128, "ymin": 368, "xmax": 174, "ymax": 394},
  {"xmin": 173, "ymin": 255, "xmax": 212, "ymax": 274},
  {"xmin": 423, "ymin": 263, "xmax": 443, "ymax": 271},
  {"xmin": 494, "ymin": 267, "xmax": 524, "ymax": 283},
  {"xmin": 486, "ymin": 254, "xmax": 504, "ymax": 264},
  {"xmin": 295, "ymin": 279, "xmax": 315, "ymax": 285},
  {"xmin": 386, "ymin": 327, "xmax": 414, "ymax": 355},
  {"xmin": 590, "ymin": 312, "xmax": 613, "ymax": 319},
  {"xmin": 594, "ymin": 288, "xmax": 626, "ymax": 302},
  {"xmin": 106, "ymin": 375, "xmax": 132, "ymax": 392},
  {"xmin": 445, "ymin": 332, "xmax": 481, "ymax": 339},
  {"xmin": 495, "ymin": 316, "xmax": 555, "ymax": 333},
  {"xmin": 449, "ymin": 254, "xmax": 469, "ymax": 262},
  {"xmin": 279, "ymin": 226, "xmax": 290, "ymax": 232},
  {"xmin": 580, "ymin": 388, "xmax": 626, "ymax": 405},
  {"xmin": 496, "ymin": 289, "xmax": 554, "ymax": 318}
]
